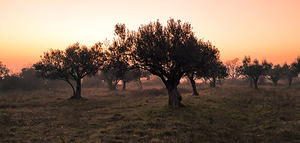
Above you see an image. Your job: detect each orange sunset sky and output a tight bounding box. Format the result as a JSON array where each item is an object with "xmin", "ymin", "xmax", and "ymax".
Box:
[{"xmin": 0, "ymin": 0, "xmax": 299, "ymax": 72}]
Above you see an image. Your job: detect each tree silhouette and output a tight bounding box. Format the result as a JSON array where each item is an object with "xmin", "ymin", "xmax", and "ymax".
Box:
[
  {"xmin": 133, "ymin": 19, "xmax": 219, "ymax": 107},
  {"xmin": 100, "ymin": 70, "xmax": 120, "ymax": 90},
  {"xmin": 34, "ymin": 42, "xmax": 105, "ymax": 99},
  {"xmin": 225, "ymin": 58, "xmax": 240, "ymax": 80},
  {"xmin": 102, "ymin": 24, "xmax": 134, "ymax": 90},
  {"xmin": 0, "ymin": 61, "xmax": 9, "ymax": 79},
  {"xmin": 206, "ymin": 61, "xmax": 228, "ymax": 87},
  {"xmin": 266, "ymin": 64, "xmax": 282, "ymax": 86},
  {"xmin": 239, "ymin": 56, "xmax": 271, "ymax": 89},
  {"xmin": 186, "ymin": 41, "xmax": 220, "ymax": 95},
  {"xmin": 122, "ymin": 68, "xmax": 144, "ymax": 90},
  {"xmin": 282, "ymin": 63, "xmax": 298, "ymax": 87},
  {"xmin": 295, "ymin": 57, "xmax": 300, "ymax": 72}
]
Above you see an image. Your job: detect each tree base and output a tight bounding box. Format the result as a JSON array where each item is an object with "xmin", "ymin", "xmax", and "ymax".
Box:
[
  {"xmin": 168, "ymin": 102, "xmax": 185, "ymax": 108},
  {"xmin": 69, "ymin": 95, "xmax": 84, "ymax": 100}
]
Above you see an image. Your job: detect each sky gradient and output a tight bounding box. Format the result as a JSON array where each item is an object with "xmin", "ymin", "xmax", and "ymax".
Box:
[{"xmin": 0, "ymin": 0, "xmax": 299, "ymax": 72}]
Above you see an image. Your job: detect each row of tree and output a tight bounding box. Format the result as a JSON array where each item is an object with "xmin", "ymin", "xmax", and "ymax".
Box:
[
  {"xmin": 1, "ymin": 19, "xmax": 300, "ymax": 107},
  {"xmin": 225, "ymin": 57, "xmax": 300, "ymax": 89},
  {"xmin": 31, "ymin": 19, "xmax": 226, "ymax": 107}
]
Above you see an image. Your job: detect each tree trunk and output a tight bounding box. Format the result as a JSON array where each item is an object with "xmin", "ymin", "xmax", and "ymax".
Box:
[
  {"xmin": 210, "ymin": 77, "xmax": 216, "ymax": 87},
  {"xmin": 253, "ymin": 78, "xmax": 258, "ymax": 89},
  {"xmin": 288, "ymin": 78, "xmax": 292, "ymax": 87},
  {"xmin": 249, "ymin": 78, "xmax": 253, "ymax": 88},
  {"xmin": 188, "ymin": 76, "xmax": 198, "ymax": 96},
  {"xmin": 137, "ymin": 78, "xmax": 143, "ymax": 90},
  {"xmin": 218, "ymin": 79, "xmax": 222, "ymax": 85},
  {"xmin": 167, "ymin": 85, "xmax": 182, "ymax": 108},
  {"xmin": 65, "ymin": 79, "xmax": 75, "ymax": 97},
  {"xmin": 274, "ymin": 81, "xmax": 278, "ymax": 87},
  {"xmin": 122, "ymin": 80, "xmax": 126, "ymax": 90},
  {"xmin": 108, "ymin": 80, "xmax": 117, "ymax": 90},
  {"xmin": 71, "ymin": 79, "xmax": 82, "ymax": 99}
]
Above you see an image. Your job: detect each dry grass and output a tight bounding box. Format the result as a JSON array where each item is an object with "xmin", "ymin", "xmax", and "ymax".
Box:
[{"xmin": 0, "ymin": 82, "xmax": 299, "ymax": 143}]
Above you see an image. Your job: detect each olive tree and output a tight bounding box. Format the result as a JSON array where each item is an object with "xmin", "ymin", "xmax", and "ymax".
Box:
[
  {"xmin": 133, "ymin": 19, "xmax": 219, "ymax": 107},
  {"xmin": 239, "ymin": 56, "xmax": 271, "ymax": 89},
  {"xmin": 225, "ymin": 58, "xmax": 240, "ymax": 80},
  {"xmin": 34, "ymin": 42, "xmax": 105, "ymax": 99},
  {"xmin": 102, "ymin": 24, "xmax": 134, "ymax": 90},
  {"xmin": 207, "ymin": 61, "xmax": 228, "ymax": 87},
  {"xmin": 282, "ymin": 63, "xmax": 298, "ymax": 87},
  {"xmin": 186, "ymin": 41, "xmax": 220, "ymax": 95},
  {"xmin": 0, "ymin": 61, "xmax": 9, "ymax": 79},
  {"xmin": 267, "ymin": 64, "xmax": 282, "ymax": 86}
]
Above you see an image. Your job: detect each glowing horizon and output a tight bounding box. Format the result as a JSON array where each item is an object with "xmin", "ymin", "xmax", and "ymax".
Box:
[{"xmin": 0, "ymin": 0, "xmax": 299, "ymax": 73}]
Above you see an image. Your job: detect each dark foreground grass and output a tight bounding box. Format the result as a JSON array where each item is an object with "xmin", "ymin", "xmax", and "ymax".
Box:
[{"xmin": 0, "ymin": 85, "xmax": 299, "ymax": 143}]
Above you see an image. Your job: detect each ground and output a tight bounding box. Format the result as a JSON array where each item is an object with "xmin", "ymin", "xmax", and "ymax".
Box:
[{"xmin": 0, "ymin": 82, "xmax": 299, "ymax": 143}]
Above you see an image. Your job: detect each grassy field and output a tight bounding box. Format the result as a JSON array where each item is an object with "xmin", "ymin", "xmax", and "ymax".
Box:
[{"xmin": 0, "ymin": 81, "xmax": 300, "ymax": 143}]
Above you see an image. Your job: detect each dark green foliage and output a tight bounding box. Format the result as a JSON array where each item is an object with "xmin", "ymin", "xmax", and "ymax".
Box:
[{"xmin": 34, "ymin": 43, "xmax": 105, "ymax": 98}]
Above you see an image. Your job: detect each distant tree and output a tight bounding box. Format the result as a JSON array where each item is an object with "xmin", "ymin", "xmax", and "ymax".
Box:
[
  {"xmin": 133, "ymin": 19, "xmax": 219, "ymax": 107},
  {"xmin": 225, "ymin": 58, "xmax": 240, "ymax": 80},
  {"xmin": 295, "ymin": 57, "xmax": 300, "ymax": 72},
  {"xmin": 186, "ymin": 41, "xmax": 220, "ymax": 96},
  {"xmin": 266, "ymin": 64, "xmax": 282, "ymax": 86},
  {"xmin": 100, "ymin": 70, "xmax": 120, "ymax": 90},
  {"xmin": 34, "ymin": 43, "xmax": 105, "ymax": 99},
  {"xmin": 282, "ymin": 63, "xmax": 298, "ymax": 87},
  {"xmin": 186, "ymin": 72, "xmax": 199, "ymax": 96},
  {"xmin": 238, "ymin": 56, "xmax": 271, "ymax": 89},
  {"xmin": 0, "ymin": 74, "xmax": 20, "ymax": 91},
  {"xmin": 141, "ymin": 70, "xmax": 151, "ymax": 80},
  {"xmin": 19, "ymin": 67, "xmax": 45, "ymax": 90},
  {"xmin": 102, "ymin": 24, "xmax": 134, "ymax": 90},
  {"xmin": 122, "ymin": 68, "xmax": 144, "ymax": 90},
  {"xmin": 207, "ymin": 62, "xmax": 228, "ymax": 87},
  {"xmin": 0, "ymin": 61, "xmax": 9, "ymax": 79}
]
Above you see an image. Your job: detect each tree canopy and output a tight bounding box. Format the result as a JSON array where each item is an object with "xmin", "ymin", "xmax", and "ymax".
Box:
[
  {"xmin": 239, "ymin": 56, "xmax": 271, "ymax": 89},
  {"xmin": 266, "ymin": 64, "xmax": 282, "ymax": 86},
  {"xmin": 0, "ymin": 61, "xmax": 9, "ymax": 79},
  {"xmin": 132, "ymin": 19, "xmax": 220, "ymax": 107},
  {"xmin": 34, "ymin": 42, "xmax": 105, "ymax": 98},
  {"xmin": 282, "ymin": 63, "xmax": 298, "ymax": 87}
]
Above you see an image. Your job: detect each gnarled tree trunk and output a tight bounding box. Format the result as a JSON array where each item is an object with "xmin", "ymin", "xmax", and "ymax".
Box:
[
  {"xmin": 71, "ymin": 79, "xmax": 82, "ymax": 99},
  {"xmin": 253, "ymin": 78, "xmax": 258, "ymax": 89},
  {"xmin": 249, "ymin": 77, "xmax": 253, "ymax": 88},
  {"xmin": 188, "ymin": 76, "xmax": 198, "ymax": 96},
  {"xmin": 273, "ymin": 80, "xmax": 278, "ymax": 87},
  {"xmin": 137, "ymin": 78, "xmax": 143, "ymax": 90},
  {"xmin": 107, "ymin": 80, "xmax": 118, "ymax": 90},
  {"xmin": 122, "ymin": 80, "xmax": 126, "ymax": 90},
  {"xmin": 210, "ymin": 77, "xmax": 216, "ymax": 87},
  {"xmin": 288, "ymin": 77, "xmax": 293, "ymax": 87},
  {"xmin": 167, "ymin": 85, "xmax": 182, "ymax": 107}
]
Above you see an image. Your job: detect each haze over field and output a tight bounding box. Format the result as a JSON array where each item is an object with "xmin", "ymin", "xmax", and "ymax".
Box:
[{"xmin": 0, "ymin": 0, "xmax": 299, "ymax": 72}]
